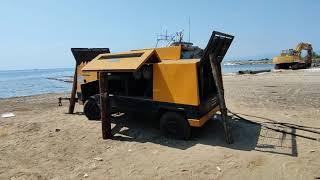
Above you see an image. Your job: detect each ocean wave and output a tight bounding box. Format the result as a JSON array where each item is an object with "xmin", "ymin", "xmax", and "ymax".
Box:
[{"xmin": 223, "ymin": 62, "xmax": 237, "ymax": 66}]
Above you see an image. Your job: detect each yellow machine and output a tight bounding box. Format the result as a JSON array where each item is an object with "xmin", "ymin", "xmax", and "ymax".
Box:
[
  {"xmin": 272, "ymin": 42, "xmax": 313, "ymax": 69},
  {"xmin": 72, "ymin": 43, "xmax": 203, "ymax": 105},
  {"xmin": 71, "ymin": 31, "xmax": 234, "ymax": 139}
]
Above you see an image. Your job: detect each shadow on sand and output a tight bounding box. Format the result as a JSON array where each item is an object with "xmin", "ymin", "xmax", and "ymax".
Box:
[{"xmin": 102, "ymin": 113, "xmax": 298, "ymax": 157}]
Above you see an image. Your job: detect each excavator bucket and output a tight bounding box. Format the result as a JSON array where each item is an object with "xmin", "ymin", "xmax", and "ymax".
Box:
[{"xmin": 71, "ymin": 48, "xmax": 110, "ymax": 65}]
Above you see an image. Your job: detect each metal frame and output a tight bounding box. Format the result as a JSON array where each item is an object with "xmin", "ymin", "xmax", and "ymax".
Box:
[{"xmin": 202, "ymin": 31, "xmax": 234, "ymax": 144}]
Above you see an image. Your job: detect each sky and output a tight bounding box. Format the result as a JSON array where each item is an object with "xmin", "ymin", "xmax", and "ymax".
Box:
[{"xmin": 0, "ymin": 0, "xmax": 319, "ymax": 70}]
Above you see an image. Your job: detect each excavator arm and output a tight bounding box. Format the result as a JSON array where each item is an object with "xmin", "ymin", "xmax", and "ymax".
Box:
[
  {"xmin": 295, "ymin": 42, "xmax": 313, "ymax": 52},
  {"xmin": 294, "ymin": 42, "xmax": 313, "ymax": 64}
]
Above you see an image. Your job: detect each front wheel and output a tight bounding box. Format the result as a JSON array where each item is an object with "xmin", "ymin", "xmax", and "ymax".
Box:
[
  {"xmin": 160, "ymin": 112, "xmax": 191, "ymax": 140},
  {"xmin": 83, "ymin": 98, "xmax": 101, "ymax": 120}
]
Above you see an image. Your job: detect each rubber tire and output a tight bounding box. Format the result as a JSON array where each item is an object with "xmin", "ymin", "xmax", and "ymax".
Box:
[
  {"xmin": 83, "ymin": 98, "xmax": 101, "ymax": 120},
  {"xmin": 160, "ymin": 112, "xmax": 191, "ymax": 140}
]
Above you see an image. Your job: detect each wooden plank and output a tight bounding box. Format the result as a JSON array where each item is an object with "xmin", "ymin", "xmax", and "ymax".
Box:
[
  {"xmin": 209, "ymin": 53, "xmax": 233, "ymax": 144},
  {"xmin": 99, "ymin": 72, "xmax": 112, "ymax": 139},
  {"xmin": 68, "ymin": 64, "xmax": 78, "ymax": 114}
]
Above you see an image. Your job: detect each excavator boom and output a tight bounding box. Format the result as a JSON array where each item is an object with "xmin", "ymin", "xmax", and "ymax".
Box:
[{"xmin": 295, "ymin": 42, "xmax": 312, "ymax": 52}]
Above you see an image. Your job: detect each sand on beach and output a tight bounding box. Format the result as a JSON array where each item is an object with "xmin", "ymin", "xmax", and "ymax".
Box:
[{"xmin": 0, "ymin": 69, "xmax": 319, "ymax": 179}]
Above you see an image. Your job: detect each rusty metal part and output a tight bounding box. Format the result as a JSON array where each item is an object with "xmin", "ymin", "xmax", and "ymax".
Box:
[
  {"xmin": 99, "ymin": 72, "xmax": 112, "ymax": 139},
  {"xmin": 209, "ymin": 54, "xmax": 233, "ymax": 144},
  {"xmin": 201, "ymin": 31, "xmax": 234, "ymax": 144},
  {"xmin": 68, "ymin": 64, "xmax": 78, "ymax": 114}
]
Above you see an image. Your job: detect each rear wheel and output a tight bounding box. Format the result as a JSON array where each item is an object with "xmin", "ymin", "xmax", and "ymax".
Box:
[
  {"xmin": 83, "ymin": 98, "xmax": 101, "ymax": 120},
  {"xmin": 160, "ymin": 112, "xmax": 191, "ymax": 140}
]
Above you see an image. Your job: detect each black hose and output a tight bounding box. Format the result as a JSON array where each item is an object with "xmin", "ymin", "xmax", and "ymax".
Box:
[
  {"xmin": 227, "ymin": 109, "xmax": 320, "ymax": 142},
  {"xmin": 262, "ymin": 122, "xmax": 320, "ymax": 135},
  {"xmin": 229, "ymin": 111, "xmax": 320, "ymax": 130}
]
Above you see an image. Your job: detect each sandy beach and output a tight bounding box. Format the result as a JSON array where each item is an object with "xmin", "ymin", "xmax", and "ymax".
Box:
[{"xmin": 0, "ymin": 69, "xmax": 319, "ymax": 179}]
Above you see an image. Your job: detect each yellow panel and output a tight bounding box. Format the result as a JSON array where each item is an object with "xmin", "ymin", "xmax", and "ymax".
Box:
[
  {"xmin": 188, "ymin": 106, "xmax": 220, "ymax": 127},
  {"xmin": 82, "ymin": 50, "xmax": 160, "ymax": 72},
  {"xmin": 272, "ymin": 55, "xmax": 301, "ymax": 64},
  {"xmin": 154, "ymin": 46, "xmax": 181, "ymax": 60},
  {"xmin": 153, "ymin": 60, "xmax": 200, "ymax": 106},
  {"xmin": 131, "ymin": 46, "xmax": 181, "ymax": 60},
  {"xmin": 76, "ymin": 62, "xmax": 98, "ymax": 93}
]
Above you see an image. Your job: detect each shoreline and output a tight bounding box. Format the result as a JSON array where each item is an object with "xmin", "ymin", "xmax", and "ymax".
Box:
[
  {"xmin": 2, "ymin": 67, "xmax": 320, "ymax": 99},
  {"xmin": 0, "ymin": 91, "xmax": 70, "ymax": 100}
]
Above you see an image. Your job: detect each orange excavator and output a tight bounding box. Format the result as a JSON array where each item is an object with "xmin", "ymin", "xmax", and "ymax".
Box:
[{"xmin": 272, "ymin": 42, "xmax": 313, "ymax": 70}]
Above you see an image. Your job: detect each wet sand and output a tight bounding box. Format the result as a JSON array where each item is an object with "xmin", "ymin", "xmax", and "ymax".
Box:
[{"xmin": 0, "ymin": 68, "xmax": 319, "ymax": 179}]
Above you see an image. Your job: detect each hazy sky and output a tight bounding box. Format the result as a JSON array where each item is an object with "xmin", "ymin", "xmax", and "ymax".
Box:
[{"xmin": 0, "ymin": 0, "xmax": 319, "ymax": 70}]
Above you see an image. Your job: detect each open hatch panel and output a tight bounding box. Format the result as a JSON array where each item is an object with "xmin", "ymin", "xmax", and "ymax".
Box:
[
  {"xmin": 198, "ymin": 31, "xmax": 234, "ymax": 102},
  {"xmin": 200, "ymin": 31, "xmax": 234, "ymax": 64},
  {"xmin": 82, "ymin": 50, "xmax": 160, "ymax": 72},
  {"xmin": 71, "ymin": 48, "xmax": 110, "ymax": 65}
]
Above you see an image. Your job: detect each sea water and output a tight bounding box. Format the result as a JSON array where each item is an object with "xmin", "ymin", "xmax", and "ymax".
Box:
[
  {"xmin": 223, "ymin": 63, "xmax": 274, "ymax": 74},
  {"xmin": 0, "ymin": 63, "xmax": 274, "ymax": 98},
  {"xmin": 0, "ymin": 68, "xmax": 73, "ymax": 98}
]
